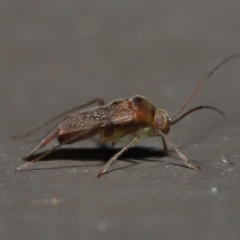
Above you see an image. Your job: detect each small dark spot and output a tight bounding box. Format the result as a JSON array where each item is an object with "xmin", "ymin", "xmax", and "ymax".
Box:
[{"xmin": 134, "ymin": 96, "xmax": 142, "ymax": 103}]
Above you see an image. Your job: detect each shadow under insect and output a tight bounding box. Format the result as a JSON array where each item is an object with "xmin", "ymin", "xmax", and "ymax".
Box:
[
  {"xmin": 24, "ymin": 146, "xmax": 167, "ymax": 162},
  {"xmin": 22, "ymin": 146, "xmax": 201, "ymax": 174}
]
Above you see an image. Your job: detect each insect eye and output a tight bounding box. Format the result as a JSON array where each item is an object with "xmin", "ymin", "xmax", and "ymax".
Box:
[{"xmin": 157, "ymin": 114, "xmax": 163, "ymax": 125}]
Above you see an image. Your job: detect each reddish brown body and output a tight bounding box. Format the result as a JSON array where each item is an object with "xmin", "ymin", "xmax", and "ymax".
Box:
[
  {"xmin": 15, "ymin": 54, "xmax": 240, "ymax": 178},
  {"xmin": 58, "ymin": 96, "xmax": 155, "ymax": 143},
  {"xmin": 58, "ymin": 96, "xmax": 169, "ymax": 143},
  {"xmin": 24, "ymin": 96, "xmax": 170, "ymax": 160}
]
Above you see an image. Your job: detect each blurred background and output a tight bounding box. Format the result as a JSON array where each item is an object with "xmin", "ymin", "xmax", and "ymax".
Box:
[
  {"xmin": 1, "ymin": 0, "xmax": 240, "ymax": 138},
  {"xmin": 1, "ymin": 1, "xmax": 240, "ymax": 240}
]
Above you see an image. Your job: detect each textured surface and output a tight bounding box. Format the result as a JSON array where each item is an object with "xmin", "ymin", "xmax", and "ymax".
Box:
[{"xmin": 1, "ymin": 1, "xmax": 240, "ymax": 240}]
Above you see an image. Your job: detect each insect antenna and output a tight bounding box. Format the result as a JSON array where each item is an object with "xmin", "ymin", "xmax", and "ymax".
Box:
[
  {"xmin": 170, "ymin": 105, "xmax": 225, "ymax": 125},
  {"xmin": 15, "ymin": 123, "xmax": 104, "ymax": 172},
  {"xmin": 12, "ymin": 98, "xmax": 104, "ymax": 140},
  {"xmin": 170, "ymin": 54, "xmax": 240, "ymax": 122}
]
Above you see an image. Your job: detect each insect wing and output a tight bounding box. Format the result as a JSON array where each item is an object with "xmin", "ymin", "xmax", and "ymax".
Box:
[{"xmin": 59, "ymin": 100, "xmax": 137, "ymax": 134}]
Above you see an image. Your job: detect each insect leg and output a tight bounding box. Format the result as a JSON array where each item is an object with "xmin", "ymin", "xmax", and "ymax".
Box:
[
  {"xmin": 16, "ymin": 139, "xmax": 64, "ymax": 172},
  {"xmin": 12, "ymin": 98, "xmax": 105, "ymax": 139},
  {"xmin": 15, "ymin": 123, "xmax": 104, "ymax": 172},
  {"xmin": 161, "ymin": 137, "xmax": 169, "ymax": 152},
  {"xmin": 158, "ymin": 130, "xmax": 202, "ymax": 170},
  {"xmin": 97, "ymin": 136, "xmax": 139, "ymax": 178},
  {"xmin": 23, "ymin": 127, "xmax": 59, "ymax": 159}
]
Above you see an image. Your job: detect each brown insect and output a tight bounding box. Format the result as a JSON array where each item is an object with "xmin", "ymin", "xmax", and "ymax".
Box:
[{"xmin": 15, "ymin": 55, "xmax": 240, "ymax": 178}]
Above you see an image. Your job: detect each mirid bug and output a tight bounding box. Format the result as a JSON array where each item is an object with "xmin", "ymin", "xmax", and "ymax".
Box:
[{"xmin": 15, "ymin": 54, "xmax": 240, "ymax": 178}]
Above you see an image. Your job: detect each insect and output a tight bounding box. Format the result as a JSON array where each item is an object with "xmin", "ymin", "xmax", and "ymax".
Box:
[{"xmin": 15, "ymin": 54, "xmax": 240, "ymax": 178}]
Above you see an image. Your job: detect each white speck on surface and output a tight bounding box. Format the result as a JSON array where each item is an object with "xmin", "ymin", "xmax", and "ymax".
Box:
[
  {"xmin": 211, "ymin": 187, "xmax": 217, "ymax": 193},
  {"xmin": 228, "ymin": 168, "xmax": 234, "ymax": 171},
  {"xmin": 221, "ymin": 156, "xmax": 227, "ymax": 163}
]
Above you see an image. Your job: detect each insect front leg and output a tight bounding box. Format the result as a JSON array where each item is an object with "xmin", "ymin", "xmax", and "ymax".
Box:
[
  {"xmin": 97, "ymin": 136, "xmax": 139, "ymax": 178},
  {"xmin": 161, "ymin": 136, "xmax": 176, "ymax": 154},
  {"xmin": 158, "ymin": 130, "xmax": 202, "ymax": 170},
  {"xmin": 161, "ymin": 136, "xmax": 169, "ymax": 153}
]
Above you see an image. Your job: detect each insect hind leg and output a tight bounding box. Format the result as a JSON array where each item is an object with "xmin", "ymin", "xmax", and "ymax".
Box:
[
  {"xmin": 16, "ymin": 123, "xmax": 104, "ymax": 172},
  {"xmin": 12, "ymin": 98, "xmax": 105, "ymax": 140},
  {"xmin": 23, "ymin": 127, "xmax": 59, "ymax": 160}
]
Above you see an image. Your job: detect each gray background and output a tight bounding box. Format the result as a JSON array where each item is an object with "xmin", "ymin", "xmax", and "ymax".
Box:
[{"xmin": 1, "ymin": 1, "xmax": 240, "ymax": 239}]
